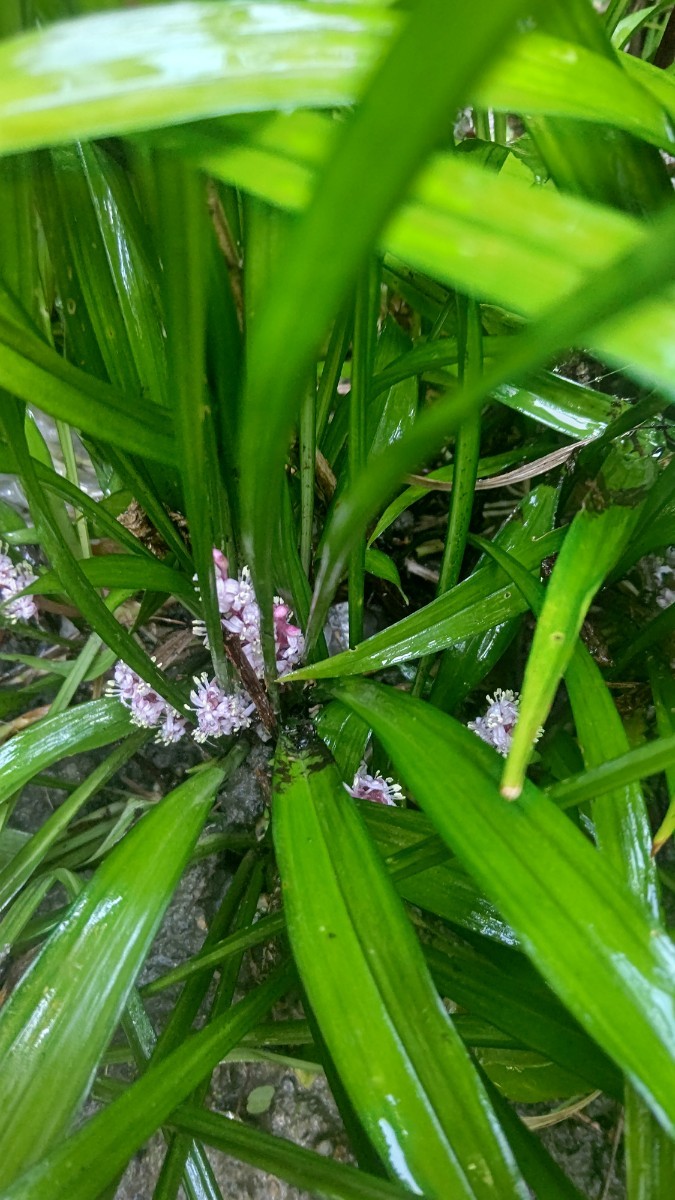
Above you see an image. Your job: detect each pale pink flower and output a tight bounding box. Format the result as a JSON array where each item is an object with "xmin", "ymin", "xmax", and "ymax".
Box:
[
  {"xmin": 129, "ymin": 686, "xmax": 167, "ymax": 730},
  {"xmin": 107, "ymin": 660, "xmax": 139, "ymax": 705},
  {"xmin": 190, "ymin": 673, "xmax": 254, "ymax": 742},
  {"xmin": 345, "ymin": 763, "xmax": 403, "ymax": 806},
  {"xmin": 194, "ymin": 550, "xmax": 304, "ymax": 679},
  {"xmin": 0, "ymin": 562, "xmax": 38, "ymax": 623},
  {"xmin": 0, "ymin": 551, "xmax": 15, "ymax": 589},
  {"xmin": 468, "ymin": 688, "xmax": 542, "ymax": 757},
  {"xmin": 107, "ymin": 661, "xmax": 186, "ymax": 743},
  {"xmin": 273, "ymin": 603, "xmax": 305, "ymax": 675},
  {"xmin": 157, "ymin": 707, "xmax": 188, "ymax": 745}
]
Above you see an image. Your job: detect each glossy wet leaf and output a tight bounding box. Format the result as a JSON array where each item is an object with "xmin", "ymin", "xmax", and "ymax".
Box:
[
  {"xmin": 0, "ymin": 765, "xmax": 224, "ymax": 1185},
  {"xmin": 30, "ymin": 555, "xmax": 197, "ymax": 610},
  {"xmin": 0, "ymin": 2, "xmax": 395, "ymax": 154},
  {"xmin": 287, "ymin": 493, "xmax": 562, "ymax": 679},
  {"xmin": 170, "ymin": 1103, "xmax": 434, "ymax": 1200},
  {"xmin": 502, "ymin": 434, "xmax": 656, "ymax": 797},
  {"xmin": 360, "ymin": 803, "xmax": 515, "ymax": 946},
  {"xmin": 332, "ymin": 679, "xmax": 675, "ymax": 1139},
  {"xmin": 198, "ymin": 111, "xmax": 675, "ymax": 395},
  {"xmin": 238, "ymin": 0, "xmax": 537, "ymax": 649},
  {"xmin": 0, "ymin": 698, "xmax": 132, "ymax": 806},
  {"xmin": 1, "ymin": 965, "xmax": 291, "ymax": 1200},
  {"xmin": 273, "ymin": 728, "xmax": 528, "ymax": 1198}
]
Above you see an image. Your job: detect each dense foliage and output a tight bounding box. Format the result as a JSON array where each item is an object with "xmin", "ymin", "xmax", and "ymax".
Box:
[{"xmin": 0, "ymin": 1, "xmax": 675, "ymax": 1197}]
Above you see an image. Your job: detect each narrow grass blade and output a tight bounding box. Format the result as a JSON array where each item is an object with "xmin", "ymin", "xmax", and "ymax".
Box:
[
  {"xmin": 547, "ymin": 732, "xmax": 675, "ymax": 811},
  {"xmin": 0, "ymin": 311, "xmax": 174, "ymax": 464},
  {"xmin": 31, "ymin": 555, "xmax": 198, "ymax": 612},
  {"xmin": 331, "ymin": 679, "xmax": 675, "ymax": 1138},
  {"xmin": 273, "ymin": 728, "xmax": 529, "ymax": 1199},
  {"xmin": 286, "ymin": 523, "xmax": 564, "ymax": 680},
  {"xmin": 0, "ymin": 765, "xmax": 224, "ymax": 1185}
]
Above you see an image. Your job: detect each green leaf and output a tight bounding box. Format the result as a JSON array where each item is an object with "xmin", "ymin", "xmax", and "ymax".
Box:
[
  {"xmin": 501, "ymin": 434, "xmax": 655, "ymax": 798},
  {"xmin": 31, "ymin": 555, "xmax": 198, "ymax": 611},
  {"xmin": 0, "ymin": 765, "xmax": 224, "ymax": 1186},
  {"xmin": 474, "ymin": 1048, "xmax": 587, "ymax": 1104},
  {"xmin": 0, "ymin": 733, "xmax": 145, "ymax": 911},
  {"xmin": 0, "ymin": 698, "xmax": 132, "ymax": 806},
  {"xmin": 273, "ymin": 728, "xmax": 529, "ymax": 1199},
  {"xmin": 332, "ymin": 679, "xmax": 675, "ymax": 1139},
  {"xmin": 1, "ymin": 965, "xmax": 291, "ymax": 1200},
  {"xmin": 0, "ymin": 309, "xmax": 175, "ymax": 465},
  {"xmin": 170, "ymin": 1102, "xmax": 433, "ymax": 1200},
  {"xmin": 360, "ymin": 803, "xmax": 516, "ymax": 946},
  {"xmin": 650, "ymin": 660, "xmax": 675, "ymax": 856},
  {"xmin": 315, "ymin": 699, "xmax": 370, "ymax": 781},
  {"xmin": 154, "ymin": 154, "xmax": 230, "ymax": 686},
  {"xmin": 287, "ymin": 520, "xmax": 564, "ymax": 680},
  {"xmin": 423, "ymin": 931, "xmax": 619, "ymax": 1097},
  {"xmin": 547, "ymin": 731, "xmax": 675, "ymax": 811},
  {"xmin": 0, "ymin": 2, "xmax": 395, "ymax": 155},
  {"xmin": 199, "ymin": 109, "xmax": 675, "ymax": 396},
  {"xmin": 0, "ymin": 399, "xmax": 187, "ymax": 715},
  {"xmin": 368, "ymin": 442, "xmax": 557, "ymax": 547},
  {"xmin": 477, "ymin": 29, "xmax": 675, "ymax": 152},
  {"xmin": 239, "ymin": 0, "xmax": 538, "ymax": 653}
]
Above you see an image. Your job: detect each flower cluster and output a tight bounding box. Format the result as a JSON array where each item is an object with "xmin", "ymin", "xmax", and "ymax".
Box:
[
  {"xmin": 468, "ymin": 688, "xmax": 542, "ymax": 757},
  {"xmin": 345, "ymin": 763, "xmax": 404, "ymax": 807},
  {"xmin": 109, "ymin": 551, "xmax": 306, "ymax": 747},
  {"xmin": 0, "ymin": 548, "xmax": 38, "ymax": 624},
  {"xmin": 189, "ymin": 673, "xmax": 255, "ymax": 743},
  {"xmin": 106, "ymin": 662, "xmax": 187, "ymax": 745},
  {"xmin": 198, "ymin": 550, "xmax": 304, "ymax": 678}
]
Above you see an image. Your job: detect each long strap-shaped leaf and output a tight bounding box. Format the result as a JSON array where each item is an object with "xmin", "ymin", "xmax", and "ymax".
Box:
[
  {"xmin": 0, "ymin": 764, "xmax": 224, "ymax": 1186},
  {"xmin": 0, "ymin": 698, "xmax": 132, "ymax": 805},
  {"xmin": 501, "ymin": 434, "xmax": 655, "ymax": 797},
  {"xmin": 0, "ymin": 7, "xmax": 671, "ymax": 158},
  {"xmin": 1, "ymin": 964, "xmax": 291, "ymax": 1200},
  {"xmin": 239, "ymin": 0, "xmax": 534, "ymax": 651},
  {"xmin": 331, "ymin": 679, "xmax": 675, "ymax": 1140},
  {"xmin": 273, "ymin": 729, "xmax": 528, "ymax": 1199},
  {"xmin": 286, "ymin": 526, "xmax": 564, "ymax": 680}
]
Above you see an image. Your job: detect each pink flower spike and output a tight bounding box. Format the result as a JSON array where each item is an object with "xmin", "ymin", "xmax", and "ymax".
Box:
[
  {"xmin": 0, "ymin": 561, "xmax": 38, "ymax": 623},
  {"xmin": 157, "ymin": 707, "xmax": 187, "ymax": 745},
  {"xmin": 190, "ymin": 673, "xmax": 254, "ymax": 742},
  {"xmin": 467, "ymin": 688, "xmax": 543, "ymax": 758},
  {"xmin": 106, "ymin": 660, "xmax": 139, "ymax": 705},
  {"xmin": 129, "ymin": 686, "xmax": 166, "ymax": 730},
  {"xmin": 345, "ymin": 763, "xmax": 403, "ymax": 806}
]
